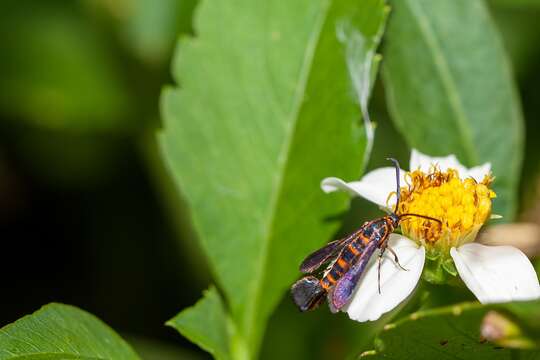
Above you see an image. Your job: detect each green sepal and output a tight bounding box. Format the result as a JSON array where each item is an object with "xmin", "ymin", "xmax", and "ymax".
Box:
[
  {"xmin": 442, "ymin": 257, "xmax": 458, "ymax": 276},
  {"xmin": 425, "ymin": 247, "xmax": 441, "ymax": 261},
  {"xmin": 423, "ymin": 258, "xmax": 447, "ymax": 284},
  {"xmin": 422, "ymin": 254, "xmax": 457, "ymax": 284}
]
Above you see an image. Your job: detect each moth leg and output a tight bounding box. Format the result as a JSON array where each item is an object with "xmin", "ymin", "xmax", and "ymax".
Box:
[
  {"xmin": 387, "ymin": 246, "xmax": 409, "ymax": 271},
  {"xmin": 377, "ymin": 248, "xmax": 386, "ymax": 294}
]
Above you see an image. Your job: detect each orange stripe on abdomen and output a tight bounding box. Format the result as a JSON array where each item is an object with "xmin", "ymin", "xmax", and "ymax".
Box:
[
  {"xmin": 321, "ymin": 273, "xmax": 336, "ymax": 290},
  {"xmin": 348, "ymin": 243, "xmax": 359, "ymax": 256},
  {"xmin": 337, "ymin": 258, "xmax": 348, "ymax": 269},
  {"xmin": 360, "ymin": 234, "xmax": 371, "ymax": 245}
]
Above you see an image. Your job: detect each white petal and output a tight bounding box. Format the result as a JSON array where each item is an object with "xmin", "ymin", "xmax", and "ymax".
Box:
[
  {"xmin": 451, "ymin": 243, "xmax": 540, "ymax": 304},
  {"xmin": 321, "ymin": 167, "xmax": 405, "ymax": 208},
  {"xmin": 345, "ymin": 234, "xmax": 425, "ymax": 322},
  {"xmin": 409, "ymin": 149, "xmax": 492, "ymax": 181},
  {"xmin": 409, "ymin": 149, "xmax": 467, "ymax": 175},
  {"xmin": 464, "ymin": 162, "xmax": 491, "ymax": 182}
]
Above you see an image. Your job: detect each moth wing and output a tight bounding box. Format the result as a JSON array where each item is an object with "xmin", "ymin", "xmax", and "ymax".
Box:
[
  {"xmin": 326, "ymin": 286, "xmax": 338, "ymax": 314},
  {"xmin": 299, "ymin": 229, "xmax": 362, "ymax": 274},
  {"xmin": 331, "ymin": 241, "xmax": 378, "ymax": 310}
]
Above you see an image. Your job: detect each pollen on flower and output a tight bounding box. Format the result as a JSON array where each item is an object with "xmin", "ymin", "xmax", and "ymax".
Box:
[{"xmin": 394, "ymin": 167, "xmax": 496, "ymax": 249}]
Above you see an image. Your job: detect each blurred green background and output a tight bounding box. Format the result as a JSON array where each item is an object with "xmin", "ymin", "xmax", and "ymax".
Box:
[{"xmin": 0, "ymin": 0, "xmax": 539, "ymax": 359}]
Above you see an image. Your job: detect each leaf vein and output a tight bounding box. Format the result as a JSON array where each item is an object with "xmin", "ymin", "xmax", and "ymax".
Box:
[
  {"xmin": 404, "ymin": 0, "xmax": 478, "ymax": 165},
  {"xmin": 245, "ymin": 0, "xmax": 331, "ymax": 347}
]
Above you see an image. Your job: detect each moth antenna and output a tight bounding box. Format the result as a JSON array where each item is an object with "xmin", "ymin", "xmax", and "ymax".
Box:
[
  {"xmin": 399, "ymin": 213, "xmax": 442, "ymax": 225},
  {"xmin": 386, "ymin": 158, "xmax": 401, "ymax": 214}
]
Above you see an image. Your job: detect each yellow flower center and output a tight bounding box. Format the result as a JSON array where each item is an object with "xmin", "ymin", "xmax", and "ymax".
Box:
[{"xmin": 394, "ymin": 167, "xmax": 496, "ymax": 250}]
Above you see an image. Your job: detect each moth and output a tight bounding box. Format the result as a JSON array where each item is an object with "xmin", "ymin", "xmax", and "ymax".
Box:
[{"xmin": 291, "ymin": 158, "xmax": 440, "ymax": 312}]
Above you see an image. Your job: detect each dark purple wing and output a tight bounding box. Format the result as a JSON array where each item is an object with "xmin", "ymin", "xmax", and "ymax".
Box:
[
  {"xmin": 331, "ymin": 240, "xmax": 378, "ymax": 310},
  {"xmin": 299, "ymin": 239, "xmax": 345, "ymax": 273},
  {"xmin": 300, "ymin": 229, "xmax": 362, "ymax": 274}
]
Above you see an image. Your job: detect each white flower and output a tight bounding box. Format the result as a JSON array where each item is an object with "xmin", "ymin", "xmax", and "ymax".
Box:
[{"xmin": 322, "ymin": 149, "xmax": 540, "ymax": 322}]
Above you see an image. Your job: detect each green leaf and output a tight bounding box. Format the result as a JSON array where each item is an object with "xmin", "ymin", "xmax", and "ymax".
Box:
[
  {"xmin": 382, "ymin": 0, "xmax": 524, "ymax": 219},
  {"xmin": 167, "ymin": 287, "xmax": 230, "ymax": 360},
  {"xmin": 160, "ymin": 0, "xmax": 388, "ymax": 357},
  {"xmin": 365, "ymin": 301, "xmax": 540, "ymax": 359},
  {"xmin": 0, "ymin": 303, "xmax": 140, "ymax": 359}
]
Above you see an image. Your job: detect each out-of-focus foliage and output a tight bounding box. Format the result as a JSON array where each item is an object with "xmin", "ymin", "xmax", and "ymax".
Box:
[
  {"xmin": 0, "ymin": 0, "xmax": 203, "ymax": 358},
  {"xmin": 383, "ymin": 0, "xmax": 524, "ymax": 220},
  {"xmin": 160, "ymin": 0, "xmax": 386, "ymax": 357},
  {"xmin": 0, "ymin": 303, "xmax": 140, "ymax": 359},
  {"xmin": 0, "ymin": 0, "xmax": 196, "ymax": 187},
  {"xmin": 489, "ymin": 5, "xmax": 540, "ymax": 80},
  {"xmin": 0, "ymin": 1, "xmax": 130, "ymax": 132},
  {"xmin": 85, "ymin": 0, "xmax": 197, "ymax": 65}
]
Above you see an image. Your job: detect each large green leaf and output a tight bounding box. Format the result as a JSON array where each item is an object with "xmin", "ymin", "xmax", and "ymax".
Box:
[
  {"xmin": 364, "ymin": 300, "xmax": 540, "ymax": 359},
  {"xmin": 0, "ymin": 303, "xmax": 140, "ymax": 359},
  {"xmin": 382, "ymin": 0, "xmax": 524, "ymax": 219},
  {"xmin": 160, "ymin": 0, "xmax": 387, "ymax": 357}
]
